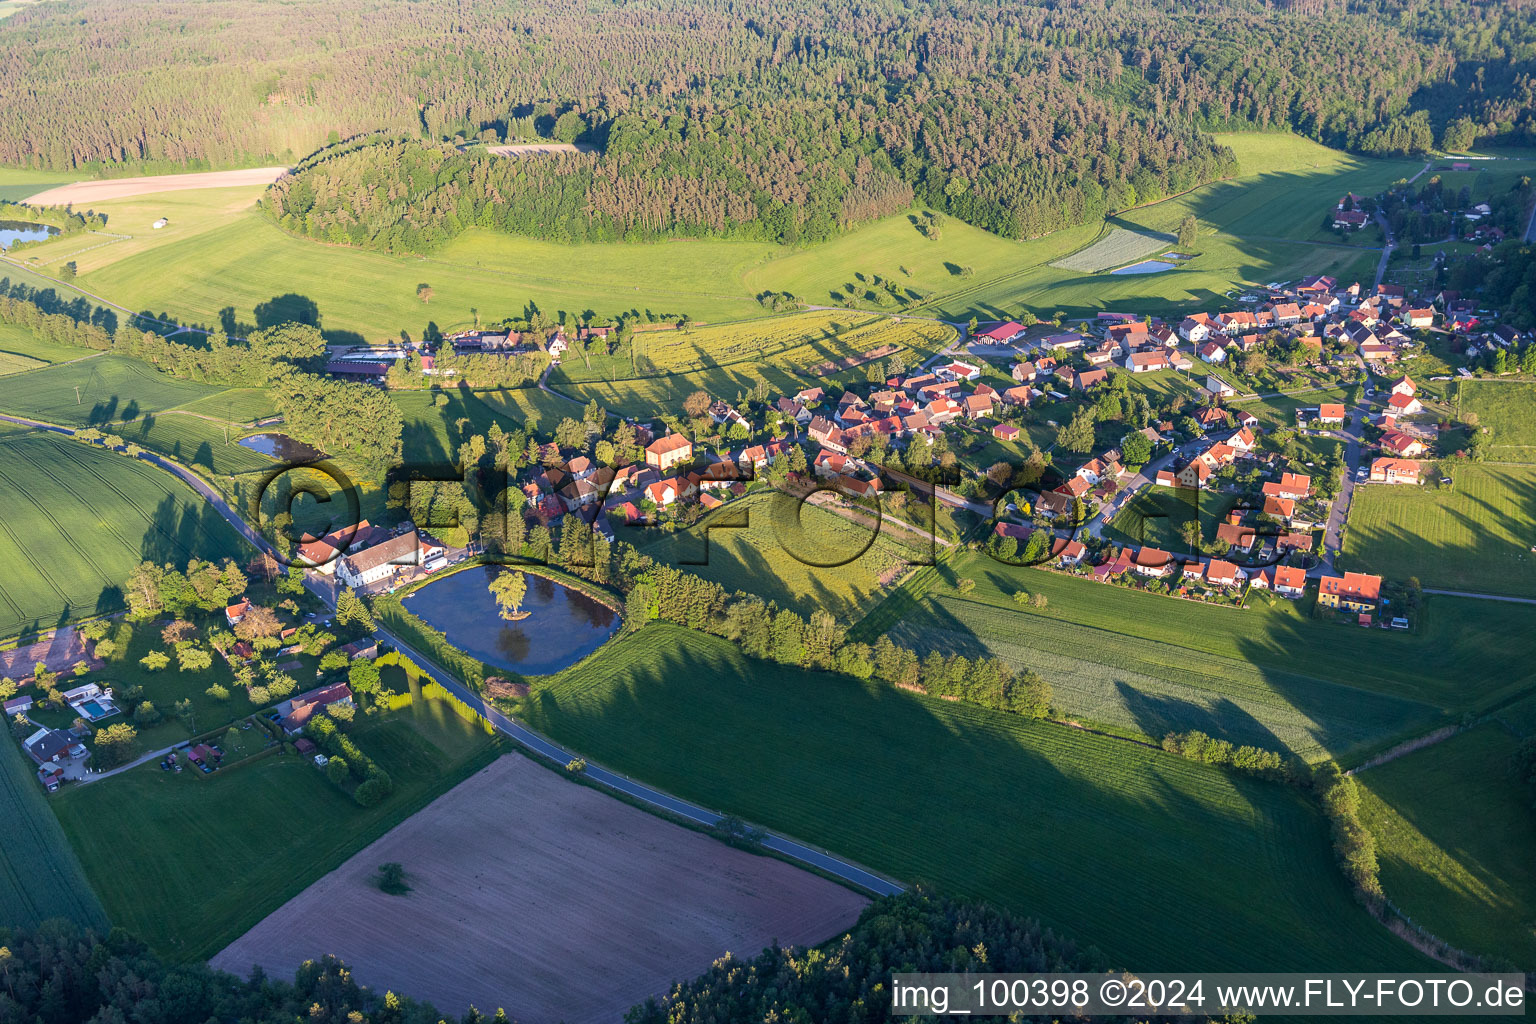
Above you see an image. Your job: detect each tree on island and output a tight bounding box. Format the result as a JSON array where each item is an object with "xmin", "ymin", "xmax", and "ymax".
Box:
[{"xmin": 489, "ymin": 570, "xmax": 529, "ymax": 620}]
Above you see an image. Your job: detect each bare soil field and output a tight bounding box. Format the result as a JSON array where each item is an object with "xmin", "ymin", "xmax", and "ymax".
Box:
[
  {"xmin": 0, "ymin": 624, "xmax": 100, "ymax": 676},
  {"xmin": 483, "ymin": 142, "xmax": 595, "ymax": 157},
  {"xmin": 24, "ymin": 167, "xmax": 288, "ymax": 205},
  {"xmin": 210, "ymin": 754, "xmax": 868, "ymax": 1023}
]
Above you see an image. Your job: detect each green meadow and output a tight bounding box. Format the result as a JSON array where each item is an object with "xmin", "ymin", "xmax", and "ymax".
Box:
[
  {"xmin": 521, "ymin": 623, "xmax": 1427, "ymax": 971},
  {"xmin": 0, "ymin": 432, "xmax": 248, "ymax": 640},
  {"xmin": 0, "ymin": 731, "xmax": 107, "ymax": 931},
  {"xmin": 871, "ymin": 552, "xmax": 1536, "ymax": 761},
  {"xmin": 1359, "ymin": 721, "xmax": 1536, "ymax": 967},
  {"xmin": 0, "ymin": 132, "xmax": 1431, "ymax": 343},
  {"xmin": 1344, "ymin": 465, "xmax": 1536, "ymax": 599}
]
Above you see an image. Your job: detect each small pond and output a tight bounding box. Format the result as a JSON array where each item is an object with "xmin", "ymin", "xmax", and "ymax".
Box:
[
  {"xmin": 238, "ymin": 432, "xmax": 325, "ymax": 461},
  {"xmin": 1110, "ymin": 259, "xmax": 1177, "ymax": 275},
  {"xmin": 0, "ymin": 221, "xmax": 58, "ymax": 249},
  {"xmin": 403, "ymin": 565, "xmax": 619, "ymax": 675}
]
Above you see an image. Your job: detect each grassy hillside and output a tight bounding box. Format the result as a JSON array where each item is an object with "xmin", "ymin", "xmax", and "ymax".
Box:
[
  {"xmin": 1459, "ymin": 381, "xmax": 1536, "ymax": 461},
  {"xmin": 0, "ymin": 732, "xmax": 107, "ymax": 931},
  {"xmin": 1344, "ymin": 466, "xmax": 1536, "ymax": 599},
  {"xmin": 51, "ymin": 685, "xmax": 503, "ymax": 961},
  {"xmin": 871, "ymin": 553, "xmax": 1536, "ymax": 761},
  {"xmin": 521, "ymin": 623, "xmax": 1425, "ymax": 971},
  {"xmin": 1359, "ymin": 722, "xmax": 1536, "ymax": 967},
  {"xmin": 0, "ymin": 432, "xmax": 248, "ymax": 640},
  {"xmin": 4, "ymin": 133, "xmax": 1430, "ymax": 342}
]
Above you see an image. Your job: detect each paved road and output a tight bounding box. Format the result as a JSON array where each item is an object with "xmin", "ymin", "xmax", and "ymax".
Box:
[
  {"xmin": 1423, "ymin": 589, "xmax": 1536, "ymax": 606},
  {"xmin": 1371, "ymin": 212, "xmax": 1395, "ymax": 292},
  {"xmin": 1319, "ymin": 404, "xmax": 1369, "ymax": 568},
  {"xmin": 375, "ymin": 626, "xmax": 906, "ymax": 896}
]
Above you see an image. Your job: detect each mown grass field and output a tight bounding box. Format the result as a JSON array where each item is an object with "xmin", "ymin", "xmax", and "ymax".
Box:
[
  {"xmin": 0, "ymin": 163, "xmax": 77, "ymax": 201},
  {"xmin": 521, "ymin": 623, "xmax": 1426, "ymax": 971},
  {"xmin": 1358, "ymin": 722, "xmax": 1536, "ymax": 967},
  {"xmin": 630, "ymin": 493, "xmax": 925, "ymax": 621},
  {"xmin": 1458, "ymin": 381, "xmax": 1536, "ymax": 458},
  {"xmin": 0, "ymin": 432, "xmax": 248, "ymax": 640},
  {"xmin": 0, "ymin": 729, "xmax": 107, "ymax": 931},
  {"xmin": 51, "ymin": 688, "xmax": 504, "ymax": 961},
  {"xmin": 0, "ymin": 353, "xmax": 223, "ymax": 427},
  {"xmin": 1230, "ymin": 386, "xmax": 1353, "ymax": 432},
  {"xmin": 1344, "ymin": 465, "xmax": 1536, "ymax": 598},
  {"xmin": 873, "ymin": 552, "xmax": 1536, "ymax": 761},
  {"xmin": 0, "ymin": 348, "xmax": 45, "ymax": 376}
]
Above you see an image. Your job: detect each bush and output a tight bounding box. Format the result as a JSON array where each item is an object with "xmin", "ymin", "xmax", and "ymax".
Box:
[
  {"xmin": 376, "ymin": 861, "xmax": 410, "ymax": 895},
  {"xmin": 205, "ymin": 682, "xmax": 230, "ymax": 700},
  {"xmin": 326, "ymin": 756, "xmax": 350, "ymax": 784}
]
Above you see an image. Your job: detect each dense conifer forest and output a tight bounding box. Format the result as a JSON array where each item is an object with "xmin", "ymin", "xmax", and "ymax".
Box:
[{"xmin": 3, "ymin": 0, "xmax": 1535, "ymax": 246}]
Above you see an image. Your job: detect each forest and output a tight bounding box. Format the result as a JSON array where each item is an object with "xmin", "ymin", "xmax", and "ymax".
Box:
[{"xmin": 4, "ymin": 0, "xmax": 1536, "ymax": 247}]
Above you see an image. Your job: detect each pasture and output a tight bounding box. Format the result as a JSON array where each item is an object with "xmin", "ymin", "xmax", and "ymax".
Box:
[
  {"xmin": 211, "ymin": 754, "xmax": 867, "ymax": 1024},
  {"xmin": 630, "ymin": 492, "xmax": 925, "ymax": 621},
  {"xmin": 1458, "ymin": 381, "xmax": 1536, "ymax": 458},
  {"xmin": 51, "ymin": 688, "xmax": 504, "ymax": 961},
  {"xmin": 520, "ymin": 624, "xmax": 1426, "ymax": 971},
  {"xmin": 1104, "ymin": 487, "xmax": 1236, "ymax": 552},
  {"xmin": 1358, "ymin": 723, "xmax": 1536, "ymax": 967},
  {"xmin": 0, "ymin": 432, "xmax": 248, "ymax": 641},
  {"xmin": 1344, "ymin": 465, "xmax": 1536, "ymax": 599},
  {"xmin": 871, "ymin": 552, "xmax": 1536, "ymax": 760},
  {"xmin": 0, "ymin": 730, "xmax": 107, "ymax": 931}
]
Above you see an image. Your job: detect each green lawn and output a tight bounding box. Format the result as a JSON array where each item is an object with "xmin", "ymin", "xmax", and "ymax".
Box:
[
  {"xmin": 872, "ymin": 552, "xmax": 1536, "ymax": 761},
  {"xmin": 519, "ymin": 623, "xmax": 1425, "ymax": 971},
  {"xmin": 50, "ymin": 686, "xmax": 504, "ymax": 961},
  {"xmin": 629, "ymin": 493, "xmax": 925, "ymax": 622},
  {"xmin": 1230, "ymin": 386, "xmax": 1353, "ymax": 433},
  {"xmin": 1344, "ymin": 465, "xmax": 1536, "ymax": 599},
  {"xmin": 0, "ymin": 432, "xmax": 250, "ymax": 641},
  {"xmin": 1458, "ymin": 381, "xmax": 1536, "ymax": 458},
  {"xmin": 1358, "ymin": 723, "xmax": 1536, "ymax": 967},
  {"xmin": 0, "ymin": 730, "xmax": 107, "ymax": 931}
]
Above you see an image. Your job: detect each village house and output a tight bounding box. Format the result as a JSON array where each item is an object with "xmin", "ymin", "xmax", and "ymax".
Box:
[
  {"xmin": 1179, "ymin": 313, "xmax": 1214, "ymax": 343},
  {"xmin": 1133, "ymin": 547, "xmax": 1175, "ymax": 577},
  {"xmin": 644, "ymin": 433, "xmax": 694, "ymax": 472},
  {"xmin": 1270, "ymin": 564, "xmax": 1308, "ymax": 598},
  {"xmin": 1404, "ymin": 308, "xmax": 1435, "ymax": 329},
  {"xmin": 1386, "ymin": 391, "xmax": 1423, "ymax": 416},
  {"xmin": 1318, "ymin": 571, "xmax": 1382, "ymax": 612},
  {"xmin": 336, "ymin": 531, "xmax": 431, "ymax": 589},
  {"xmin": 1370, "ymin": 457, "xmax": 1421, "ymax": 484},
  {"xmin": 1380, "ymin": 430, "xmax": 1427, "ymax": 458},
  {"xmin": 1124, "ymin": 350, "xmax": 1172, "ymax": 373},
  {"xmin": 1317, "ymin": 403, "xmax": 1345, "ymax": 425},
  {"xmin": 1262, "ymin": 472, "xmax": 1311, "ymax": 500},
  {"xmin": 278, "ymin": 683, "xmax": 355, "ymax": 735},
  {"xmin": 1204, "ymin": 560, "xmax": 1241, "ymax": 588}
]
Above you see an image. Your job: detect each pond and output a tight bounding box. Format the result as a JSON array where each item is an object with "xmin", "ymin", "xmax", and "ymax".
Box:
[
  {"xmin": 403, "ymin": 565, "xmax": 619, "ymax": 675},
  {"xmin": 1110, "ymin": 259, "xmax": 1177, "ymax": 275},
  {"xmin": 237, "ymin": 432, "xmax": 325, "ymax": 461},
  {"xmin": 0, "ymin": 220, "xmax": 59, "ymax": 249}
]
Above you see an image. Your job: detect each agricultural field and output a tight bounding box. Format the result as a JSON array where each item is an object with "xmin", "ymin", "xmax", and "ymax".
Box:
[
  {"xmin": 122, "ymin": 414, "xmax": 277, "ymax": 477},
  {"xmin": 0, "ymin": 348, "xmax": 44, "ymax": 375},
  {"xmin": 555, "ymin": 316, "xmax": 952, "ymax": 419},
  {"xmin": 0, "ymin": 730, "xmax": 107, "ymax": 931},
  {"xmin": 0, "ymin": 353, "xmax": 223, "ymax": 427},
  {"xmin": 0, "ymin": 321, "xmax": 95, "ymax": 364},
  {"xmin": 1458, "ymin": 381, "xmax": 1536, "ymax": 458},
  {"xmin": 1358, "ymin": 722, "xmax": 1536, "ymax": 967},
  {"xmin": 872, "ymin": 552, "xmax": 1536, "ymax": 760},
  {"xmin": 211, "ymin": 753, "xmax": 867, "ymax": 1024},
  {"xmin": 51, "ymin": 683, "xmax": 504, "ymax": 961},
  {"xmin": 171, "ymin": 387, "xmax": 279, "ymax": 425},
  {"xmin": 630, "ymin": 492, "xmax": 927, "ymax": 621},
  {"xmin": 520, "ymin": 623, "xmax": 1427, "ymax": 971},
  {"xmin": 1051, "ymin": 226, "xmax": 1177, "ymax": 273},
  {"xmin": 462, "ymin": 386, "xmax": 586, "ymax": 434},
  {"xmin": 0, "ymin": 432, "xmax": 248, "ymax": 641},
  {"xmin": 1344, "ymin": 465, "xmax": 1536, "ymax": 599}
]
